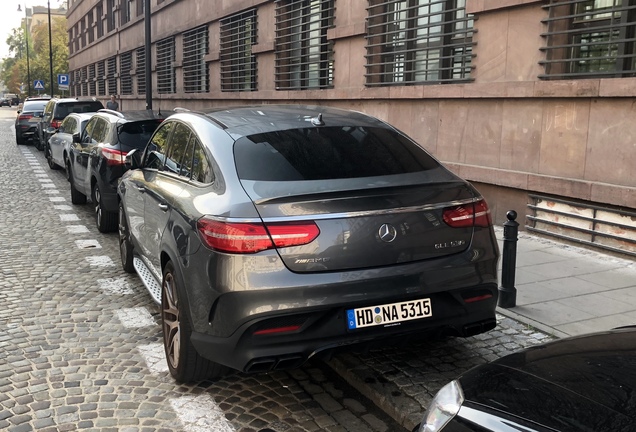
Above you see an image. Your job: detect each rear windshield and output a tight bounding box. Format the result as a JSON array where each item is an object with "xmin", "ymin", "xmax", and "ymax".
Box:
[
  {"xmin": 118, "ymin": 120, "xmax": 163, "ymax": 148},
  {"xmin": 23, "ymin": 101, "xmax": 48, "ymax": 112},
  {"xmin": 55, "ymin": 101, "xmax": 104, "ymax": 118},
  {"xmin": 234, "ymin": 126, "xmax": 440, "ymax": 181}
]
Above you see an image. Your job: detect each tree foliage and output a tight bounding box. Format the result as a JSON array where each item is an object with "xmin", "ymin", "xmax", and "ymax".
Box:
[{"xmin": 2, "ymin": 18, "xmax": 69, "ymax": 96}]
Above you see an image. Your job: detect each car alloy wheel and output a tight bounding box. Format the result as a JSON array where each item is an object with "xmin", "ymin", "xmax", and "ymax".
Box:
[{"xmin": 162, "ymin": 267, "xmax": 181, "ymax": 371}]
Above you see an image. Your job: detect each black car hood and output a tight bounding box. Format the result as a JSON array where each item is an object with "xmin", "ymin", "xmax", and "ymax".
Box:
[{"xmin": 459, "ymin": 329, "xmax": 636, "ymax": 431}]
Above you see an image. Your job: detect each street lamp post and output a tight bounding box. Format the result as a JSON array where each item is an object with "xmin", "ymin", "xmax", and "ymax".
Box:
[
  {"xmin": 17, "ymin": 4, "xmax": 31, "ymax": 97},
  {"xmin": 48, "ymin": 1, "xmax": 54, "ymax": 96}
]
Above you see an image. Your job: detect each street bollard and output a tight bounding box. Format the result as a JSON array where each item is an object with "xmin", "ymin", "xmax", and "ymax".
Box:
[{"xmin": 498, "ymin": 210, "xmax": 519, "ymax": 308}]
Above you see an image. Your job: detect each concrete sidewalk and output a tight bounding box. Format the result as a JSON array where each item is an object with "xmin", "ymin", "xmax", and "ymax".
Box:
[{"xmin": 495, "ymin": 227, "xmax": 636, "ymax": 338}]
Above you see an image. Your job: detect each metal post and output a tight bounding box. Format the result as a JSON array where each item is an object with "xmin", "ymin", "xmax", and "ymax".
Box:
[
  {"xmin": 144, "ymin": 0, "xmax": 152, "ymax": 111},
  {"xmin": 48, "ymin": 1, "xmax": 55, "ymax": 96},
  {"xmin": 498, "ymin": 210, "xmax": 519, "ymax": 308},
  {"xmin": 20, "ymin": 4, "xmax": 32, "ymax": 97}
]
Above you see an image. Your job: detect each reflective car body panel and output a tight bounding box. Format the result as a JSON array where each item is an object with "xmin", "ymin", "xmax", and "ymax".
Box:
[
  {"xmin": 436, "ymin": 328, "xmax": 636, "ymax": 431},
  {"xmin": 119, "ymin": 105, "xmax": 500, "ymax": 374},
  {"xmin": 48, "ymin": 113, "xmax": 93, "ymax": 169}
]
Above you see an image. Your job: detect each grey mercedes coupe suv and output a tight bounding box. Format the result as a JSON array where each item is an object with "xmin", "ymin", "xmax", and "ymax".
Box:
[{"xmin": 118, "ymin": 105, "xmax": 500, "ymax": 383}]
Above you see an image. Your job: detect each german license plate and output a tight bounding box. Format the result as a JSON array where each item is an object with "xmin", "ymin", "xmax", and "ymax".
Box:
[{"xmin": 346, "ymin": 298, "xmax": 432, "ymax": 330}]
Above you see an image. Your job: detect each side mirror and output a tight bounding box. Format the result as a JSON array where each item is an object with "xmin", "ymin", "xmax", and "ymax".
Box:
[
  {"xmin": 125, "ymin": 149, "xmax": 141, "ymax": 170},
  {"xmin": 16, "ymin": 110, "xmax": 21, "ymax": 114},
  {"xmin": 46, "ymin": 126, "xmax": 57, "ymax": 134},
  {"xmin": 72, "ymin": 133, "xmax": 81, "ymax": 143}
]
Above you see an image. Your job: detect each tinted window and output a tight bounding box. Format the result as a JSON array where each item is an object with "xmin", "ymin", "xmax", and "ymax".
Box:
[
  {"xmin": 118, "ymin": 120, "xmax": 162, "ymax": 149},
  {"xmin": 60, "ymin": 116, "xmax": 77, "ymax": 134},
  {"xmin": 22, "ymin": 101, "xmax": 48, "ymax": 112},
  {"xmin": 164, "ymin": 123, "xmax": 191, "ymax": 174},
  {"xmin": 56, "ymin": 101, "xmax": 104, "ymax": 118},
  {"xmin": 234, "ymin": 126, "xmax": 440, "ymax": 181},
  {"xmin": 191, "ymin": 139, "xmax": 213, "ymax": 184},
  {"xmin": 179, "ymin": 135, "xmax": 196, "ymax": 179},
  {"xmin": 145, "ymin": 121, "xmax": 173, "ymax": 170}
]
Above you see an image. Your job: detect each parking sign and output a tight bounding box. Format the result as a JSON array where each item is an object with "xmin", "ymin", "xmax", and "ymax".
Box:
[{"xmin": 58, "ymin": 74, "xmax": 70, "ymax": 90}]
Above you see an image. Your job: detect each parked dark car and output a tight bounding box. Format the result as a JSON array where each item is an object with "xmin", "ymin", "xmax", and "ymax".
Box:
[
  {"xmin": 68, "ymin": 109, "xmax": 163, "ymax": 232},
  {"xmin": 417, "ymin": 327, "xmax": 636, "ymax": 432},
  {"xmin": 36, "ymin": 97, "xmax": 104, "ymax": 151},
  {"xmin": 117, "ymin": 105, "xmax": 500, "ymax": 383},
  {"xmin": 0, "ymin": 97, "xmax": 10, "ymax": 107},
  {"xmin": 5, "ymin": 93, "xmax": 20, "ymax": 106},
  {"xmin": 15, "ymin": 99, "xmax": 49, "ymax": 145},
  {"xmin": 46, "ymin": 112, "xmax": 94, "ymax": 173}
]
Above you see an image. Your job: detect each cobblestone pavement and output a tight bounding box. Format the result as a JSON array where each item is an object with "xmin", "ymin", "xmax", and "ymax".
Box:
[{"xmin": 0, "ymin": 111, "xmax": 553, "ymax": 432}]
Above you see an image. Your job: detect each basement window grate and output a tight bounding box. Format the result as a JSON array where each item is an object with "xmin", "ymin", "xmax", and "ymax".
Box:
[
  {"xmin": 97, "ymin": 60, "xmax": 106, "ymax": 96},
  {"xmin": 120, "ymin": 51, "xmax": 133, "ymax": 95},
  {"xmin": 136, "ymin": 47, "xmax": 146, "ymax": 95},
  {"xmin": 88, "ymin": 63, "xmax": 96, "ymax": 96},
  {"xmin": 107, "ymin": 56, "xmax": 117, "ymax": 96}
]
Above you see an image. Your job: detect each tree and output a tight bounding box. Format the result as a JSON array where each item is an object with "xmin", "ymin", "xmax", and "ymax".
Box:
[{"xmin": 1, "ymin": 17, "xmax": 69, "ymax": 96}]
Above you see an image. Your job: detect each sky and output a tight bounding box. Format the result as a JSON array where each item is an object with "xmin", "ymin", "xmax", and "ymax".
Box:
[{"xmin": 1, "ymin": 0, "xmax": 67, "ymax": 60}]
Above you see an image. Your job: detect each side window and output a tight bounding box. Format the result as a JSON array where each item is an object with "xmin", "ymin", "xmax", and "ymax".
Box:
[
  {"xmin": 60, "ymin": 116, "xmax": 75, "ymax": 134},
  {"xmin": 82, "ymin": 118, "xmax": 97, "ymax": 143},
  {"xmin": 145, "ymin": 121, "xmax": 174, "ymax": 170},
  {"xmin": 44, "ymin": 101, "xmax": 54, "ymax": 120},
  {"xmin": 91, "ymin": 118, "xmax": 108, "ymax": 143},
  {"xmin": 179, "ymin": 135, "xmax": 196, "ymax": 179},
  {"xmin": 191, "ymin": 139, "xmax": 214, "ymax": 184},
  {"xmin": 164, "ymin": 123, "xmax": 191, "ymax": 174}
]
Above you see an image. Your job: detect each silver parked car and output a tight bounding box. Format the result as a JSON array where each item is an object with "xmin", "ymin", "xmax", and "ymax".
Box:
[
  {"xmin": 46, "ymin": 112, "xmax": 94, "ymax": 173},
  {"xmin": 118, "ymin": 105, "xmax": 500, "ymax": 383}
]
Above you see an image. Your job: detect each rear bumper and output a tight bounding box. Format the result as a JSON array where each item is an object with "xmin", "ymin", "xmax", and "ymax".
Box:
[{"xmin": 190, "ymin": 287, "xmax": 498, "ymax": 373}]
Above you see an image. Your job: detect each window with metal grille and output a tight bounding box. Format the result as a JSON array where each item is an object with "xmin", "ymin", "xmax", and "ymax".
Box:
[
  {"xmin": 89, "ymin": 63, "xmax": 96, "ymax": 95},
  {"xmin": 97, "ymin": 60, "xmax": 106, "ymax": 96},
  {"xmin": 183, "ymin": 26, "xmax": 210, "ymax": 93},
  {"xmin": 97, "ymin": 2, "xmax": 104, "ymax": 38},
  {"xmin": 157, "ymin": 37, "xmax": 176, "ymax": 94},
  {"xmin": 220, "ymin": 9, "xmax": 258, "ymax": 92},
  {"xmin": 275, "ymin": 0, "xmax": 335, "ymax": 90},
  {"xmin": 120, "ymin": 51, "xmax": 133, "ymax": 95},
  {"xmin": 365, "ymin": 0, "xmax": 474, "ymax": 86},
  {"xmin": 81, "ymin": 67, "xmax": 88, "ymax": 95},
  {"xmin": 88, "ymin": 11, "xmax": 94, "ymax": 44},
  {"xmin": 72, "ymin": 70, "xmax": 80, "ymax": 96},
  {"xmin": 107, "ymin": 0, "xmax": 115, "ymax": 32},
  {"xmin": 107, "ymin": 56, "xmax": 117, "ymax": 95},
  {"xmin": 136, "ymin": 47, "xmax": 146, "ymax": 94},
  {"xmin": 541, "ymin": 0, "xmax": 636, "ymax": 79}
]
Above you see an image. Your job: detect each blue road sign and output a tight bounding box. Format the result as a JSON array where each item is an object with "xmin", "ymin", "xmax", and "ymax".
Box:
[
  {"xmin": 58, "ymin": 74, "xmax": 69, "ymax": 86},
  {"xmin": 34, "ymin": 80, "xmax": 45, "ymax": 90}
]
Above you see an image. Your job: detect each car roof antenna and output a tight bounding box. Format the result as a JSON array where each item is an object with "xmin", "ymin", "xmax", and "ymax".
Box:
[{"xmin": 311, "ymin": 113, "xmax": 325, "ymax": 126}]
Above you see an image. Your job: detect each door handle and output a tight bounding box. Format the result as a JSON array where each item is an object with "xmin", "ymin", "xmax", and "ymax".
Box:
[{"xmin": 158, "ymin": 203, "xmax": 169, "ymax": 212}]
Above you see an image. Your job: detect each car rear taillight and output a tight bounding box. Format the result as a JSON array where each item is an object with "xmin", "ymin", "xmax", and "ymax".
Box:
[
  {"xmin": 18, "ymin": 114, "xmax": 33, "ymax": 121},
  {"xmin": 197, "ymin": 218, "xmax": 320, "ymax": 254},
  {"xmin": 101, "ymin": 147, "xmax": 128, "ymax": 166},
  {"xmin": 51, "ymin": 119, "xmax": 63, "ymax": 129},
  {"xmin": 443, "ymin": 199, "xmax": 492, "ymax": 228}
]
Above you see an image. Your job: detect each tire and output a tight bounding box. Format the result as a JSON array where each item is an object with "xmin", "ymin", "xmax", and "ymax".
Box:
[
  {"xmin": 46, "ymin": 145, "xmax": 59, "ymax": 170},
  {"xmin": 118, "ymin": 202, "xmax": 135, "ymax": 274},
  {"xmin": 34, "ymin": 134, "xmax": 43, "ymax": 151},
  {"xmin": 16, "ymin": 136, "xmax": 23, "ymax": 145},
  {"xmin": 68, "ymin": 163, "xmax": 87, "ymax": 205},
  {"xmin": 64, "ymin": 156, "xmax": 71, "ymax": 182},
  {"xmin": 93, "ymin": 183, "xmax": 117, "ymax": 233},
  {"xmin": 162, "ymin": 261, "xmax": 228, "ymax": 383}
]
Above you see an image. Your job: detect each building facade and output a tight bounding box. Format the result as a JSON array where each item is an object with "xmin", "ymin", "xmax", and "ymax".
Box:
[{"xmin": 66, "ymin": 0, "xmax": 636, "ymax": 255}]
